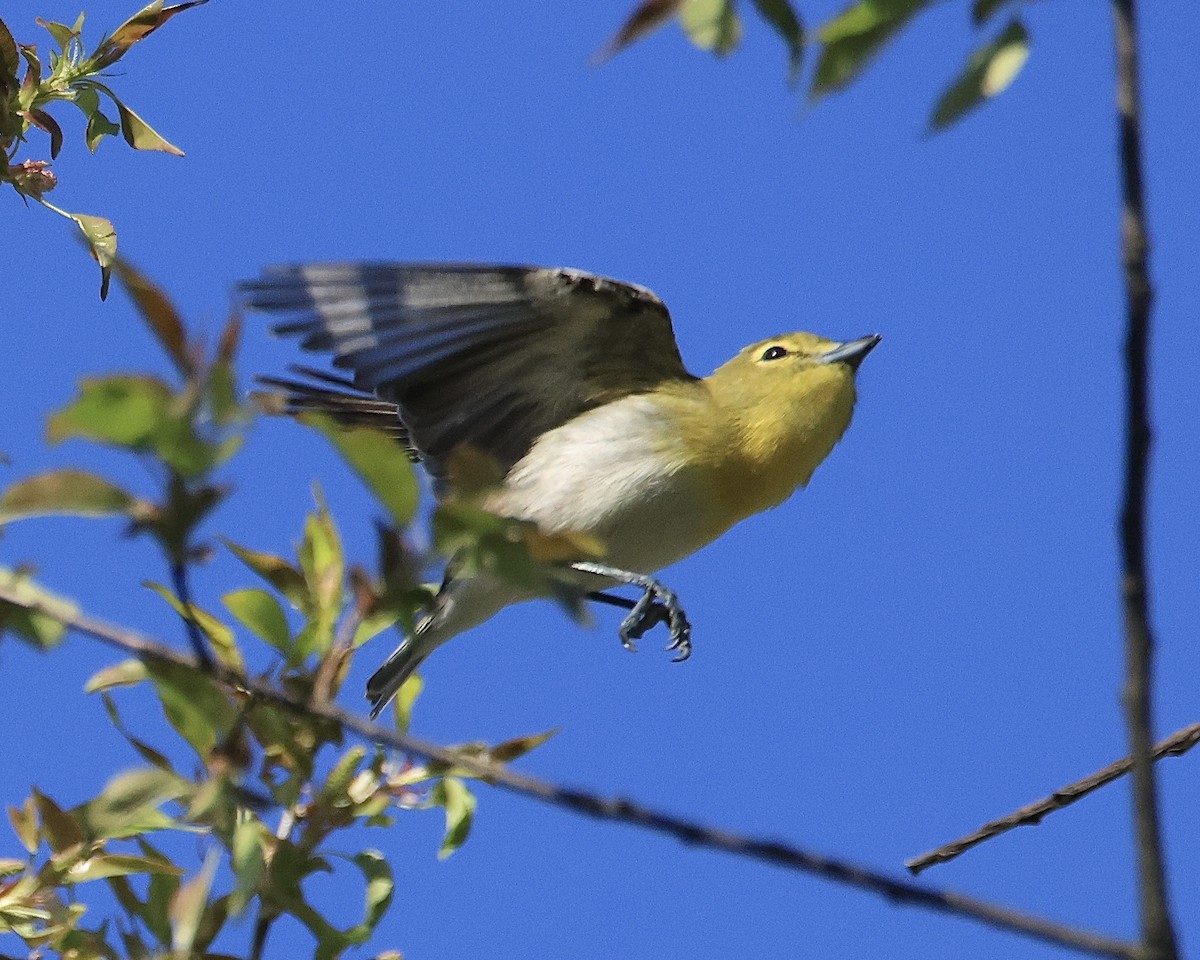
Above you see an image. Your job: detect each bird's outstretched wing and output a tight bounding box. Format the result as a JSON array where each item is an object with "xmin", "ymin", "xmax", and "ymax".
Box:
[{"xmin": 241, "ymin": 264, "xmax": 698, "ymax": 481}]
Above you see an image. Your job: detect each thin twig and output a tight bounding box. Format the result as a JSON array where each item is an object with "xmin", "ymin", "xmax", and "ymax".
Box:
[
  {"xmin": 0, "ymin": 585, "xmax": 1140, "ymax": 960},
  {"xmin": 171, "ymin": 558, "xmax": 213, "ymax": 670},
  {"xmin": 906, "ymin": 722, "xmax": 1200, "ymax": 874},
  {"xmin": 1112, "ymin": 2, "xmax": 1178, "ymax": 959}
]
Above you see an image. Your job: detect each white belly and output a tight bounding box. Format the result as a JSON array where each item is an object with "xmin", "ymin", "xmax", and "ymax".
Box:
[{"xmin": 489, "ymin": 395, "xmax": 719, "ymax": 573}]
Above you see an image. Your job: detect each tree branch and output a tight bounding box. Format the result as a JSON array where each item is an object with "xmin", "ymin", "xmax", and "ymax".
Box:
[
  {"xmin": 906, "ymin": 722, "xmax": 1200, "ymax": 874},
  {"xmin": 1111, "ymin": 1, "xmax": 1179, "ymax": 958},
  {"xmin": 0, "ymin": 584, "xmax": 1141, "ymax": 960}
]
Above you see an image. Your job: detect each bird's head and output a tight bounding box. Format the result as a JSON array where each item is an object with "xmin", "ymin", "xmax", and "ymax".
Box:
[{"xmin": 704, "ymin": 332, "xmax": 881, "ymax": 499}]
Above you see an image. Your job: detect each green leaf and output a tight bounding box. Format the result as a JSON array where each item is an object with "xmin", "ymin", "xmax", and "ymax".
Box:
[
  {"xmin": 489, "ymin": 728, "xmax": 559, "ymax": 763},
  {"xmin": 67, "ymin": 853, "xmax": 184, "ymax": 883},
  {"xmin": 0, "ymin": 857, "xmax": 24, "ymax": 876},
  {"xmin": 74, "ymin": 87, "xmax": 121, "ymax": 152},
  {"xmin": 751, "ymin": 0, "xmax": 804, "ymax": 84},
  {"xmin": 89, "ymin": 0, "xmax": 209, "ymax": 71},
  {"xmin": 0, "ymin": 18, "xmax": 19, "ymax": 79},
  {"xmin": 930, "ymin": 19, "xmax": 1029, "ymax": 131},
  {"xmin": 112, "ymin": 260, "xmax": 193, "ymax": 376},
  {"xmin": 36, "ymin": 16, "xmax": 81, "ymax": 51},
  {"xmin": 431, "ymin": 777, "xmax": 476, "ymax": 859},
  {"xmin": 0, "ymin": 469, "xmax": 140, "ymax": 522},
  {"xmin": 0, "ymin": 567, "xmax": 76, "ymax": 650},
  {"xmin": 75, "ymin": 213, "xmax": 118, "ymax": 299},
  {"xmin": 170, "ymin": 847, "xmax": 219, "ymax": 954},
  {"xmin": 593, "ymin": 0, "xmax": 685, "ymax": 63},
  {"xmin": 351, "ymin": 607, "xmax": 399, "ymax": 649},
  {"xmin": 222, "ymin": 538, "xmax": 308, "ymax": 609},
  {"xmin": 346, "ymin": 851, "xmax": 393, "ymax": 941},
  {"xmin": 145, "ymin": 581, "xmax": 243, "ymax": 672},
  {"xmin": 680, "ymin": 0, "xmax": 741, "ymax": 55},
  {"xmin": 112, "ymin": 95, "xmax": 184, "ymax": 155},
  {"xmin": 76, "ymin": 768, "xmax": 189, "ymax": 840},
  {"xmin": 223, "ymin": 588, "xmax": 291, "ymax": 655},
  {"xmin": 320, "ymin": 746, "xmax": 367, "ymax": 805},
  {"xmin": 228, "ymin": 816, "xmax": 265, "ymax": 916},
  {"xmin": 48, "ymin": 374, "xmax": 171, "ymax": 448},
  {"xmin": 8, "ymin": 797, "xmax": 39, "ymax": 854},
  {"xmin": 302, "ymin": 414, "xmax": 419, "ymax": 527},
  {"xmin": 32, "ymin": 788, "xmax": 83, "ymax": 852},
  {"xmin": 145, "ymin": 658, "xmax": 237, "ymax": 758},
  {"xmin": 85, "ymin": 659, "xmax": 148, "ymax": 693},
  {"xmin": 812, "ymin": 0, "xmax": 930, "ymax": 97},
  {"xmin": 297, "ymin": 497, "xmax": 345, "ymax": 657},
  {"xmin": 391, "ymin": 674, "xmax": 423, "ymax": 734}
]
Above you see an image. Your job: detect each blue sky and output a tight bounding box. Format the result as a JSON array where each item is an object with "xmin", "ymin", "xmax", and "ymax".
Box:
[{"xmin": 2, "ymin": 1, "xmax": 1198, "ymax": 958}]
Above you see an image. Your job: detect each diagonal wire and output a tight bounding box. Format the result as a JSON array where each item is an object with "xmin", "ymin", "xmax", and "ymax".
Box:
[{"xmin": 0, "ymin": 583, "xmax": 1141, "ymax": 960}]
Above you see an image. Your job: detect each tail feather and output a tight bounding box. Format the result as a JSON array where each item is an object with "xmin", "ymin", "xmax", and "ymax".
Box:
[{"xmin": 366, "ymin": 638, "xmax": 430, "ymax": 720}]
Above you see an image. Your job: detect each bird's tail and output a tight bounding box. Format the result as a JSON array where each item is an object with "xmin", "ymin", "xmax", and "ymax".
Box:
[{"xmin": 366, "ymin": 635, "xmax": 430, "ymax": 720}]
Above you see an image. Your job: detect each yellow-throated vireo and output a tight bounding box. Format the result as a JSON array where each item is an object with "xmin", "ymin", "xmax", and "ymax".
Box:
[{"xmin": 242, "ymin": 264, "xmax": 880, "ymax": 716}]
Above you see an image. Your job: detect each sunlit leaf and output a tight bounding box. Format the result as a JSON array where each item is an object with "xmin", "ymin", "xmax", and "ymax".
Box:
[
  {"xmin": 812, "ymin": 0, "xmax": 931, "ymax": 97},
  {"xmin": 321, "ymin": 746, "xmax": 367, "ymax": 804},
  {"xmin": 8, "ymin": 797, "xmax": 39, "ymax": 854},
  {"xmin": 68, "ymin": 853, "xmax": 184, "ymax": 883},
  {"xmin": 89, "ymin": 0, "xmax": 209, "ymax": 70},
  {"xmin": 346, "ymin": 851, "xmax": 393, "ymax": 941},
  {"xmin": 112, "ymin": 260, "xmax": 192, "ymax": 375},
  {"xmin": 74, "ymin": 87, "xmax": 121, "ymax": 152},
  {"xmin": 169, "ymin": 847, "xmax": 219, "ymax": 954},
  {"xmin": 111, "ymin": 95, "xmax": 184, "ymax": 155},
  {"xmin": 0, "ymin": 469, "xmax": 140, "ymax": 522},
  {"xmin": 593, "ymin": 0, "xmax": 685, "ymax": 64},
  {"xmin": 351, "ymin": 608, "xmax": 400, "ymax": 649},
  {"xmin": 0, "ymin": 857, "xmax": 24, "ymax": 876},
  {"xmin": 489, "ymin": 728, "xmax": 559, "ymax": 763},
  {"xmin": 752, "ymin": 0, "xmax": 804, "ymax": 84},
  {"xmin": 391, "ymin": 674, "xmax": 423, "ymax": 734},
  {"xmin": 222, "ymin": 538, "xmax": 308, "ymax": 610},
  {"xmin": 76, "ymin": 768, "xmax": 189, "ymax": 840},
  {"xmin": 48, "ymin": 374, "xmax": 169, "ymax": 448},
  {"xmin": 145, "ymin": 580, "xmax": 243, "ymax": 672},
  {"xmin": 680, "ymin": 0, "xmax": 741, "ymax": 56},
  {"xmin": 0, "ymin": 567, "xmax": 76, "ymax": 650},
  {"xmin": 228, "ymin": 816, "xmax": 265, "ymax": 916},
  {"xmin": 302, "ymin": 414, "xmax": 419, "ymax": 527},
  {"xmin": 223, "ymin": 588, "xmax": 291, "ymax": 656},
  {"xmin": 431, "ymin": 777, "xmax": 475, "ymax": 859},
  {"xmin": 85, "ymin": 658, "xmax": 148, "ymax": 693},
  {"xmin": 930, "ymin": 19, "xmax": 1029, "ymax": 131},
  {"xmin": 35, "ymin": 16, "xmax": 81, "ymax": 51}
]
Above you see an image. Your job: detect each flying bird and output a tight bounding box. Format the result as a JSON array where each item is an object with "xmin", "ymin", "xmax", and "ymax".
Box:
[{"xmin": 241, "ymin": 264, "xmax": 879, "ymax": 717}]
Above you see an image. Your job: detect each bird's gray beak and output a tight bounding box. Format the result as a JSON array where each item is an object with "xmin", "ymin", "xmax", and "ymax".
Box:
[{"xmin": 819, "ymin": 334, "xmax": 882, "ymax": 370}]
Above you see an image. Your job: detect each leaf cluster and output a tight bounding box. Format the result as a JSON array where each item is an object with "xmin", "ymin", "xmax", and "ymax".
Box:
[
  {"xmin": 599, "ymin": 0, "xmax": 1032, "ymax": 130},
  {"xmin": 0, "ymin": 1, "xmax": 205, "ymax": 297},
  {"xmin": 0, "ymin": 265, "xmax": 560, "ymax": 958}
]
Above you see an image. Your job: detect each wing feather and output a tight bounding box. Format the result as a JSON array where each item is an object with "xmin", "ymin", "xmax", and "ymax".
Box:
[{"xmin": 241, "ymin": 263, "xmax": 696, "ymax": 482}]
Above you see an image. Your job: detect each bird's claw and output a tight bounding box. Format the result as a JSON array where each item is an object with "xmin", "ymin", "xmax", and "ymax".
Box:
[{"xmin": 617, "ymin": 582, "xmax": 692, "ymax": 663}]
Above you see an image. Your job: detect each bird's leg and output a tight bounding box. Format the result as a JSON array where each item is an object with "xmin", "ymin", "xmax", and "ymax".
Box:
[{"xmin": 574, "ymin": 563, "xmax": 692, "ymax": 661}]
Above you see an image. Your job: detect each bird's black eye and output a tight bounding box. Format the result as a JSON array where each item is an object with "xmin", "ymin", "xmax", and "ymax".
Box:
[{"xmin": 760, "ymin": 345, "xmax": 788, "ymax": 361}]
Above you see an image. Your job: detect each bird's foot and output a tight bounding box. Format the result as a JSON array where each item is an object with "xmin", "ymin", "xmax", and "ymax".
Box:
[{"xmin": 578, "ymin": 563, "xmax": 691, "ymax": 662}]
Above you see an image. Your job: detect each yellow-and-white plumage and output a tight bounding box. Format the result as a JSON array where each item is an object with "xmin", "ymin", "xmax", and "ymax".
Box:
[{"xmin": 243, "ymin": 264, "xmax": 879, "ymax": 716}]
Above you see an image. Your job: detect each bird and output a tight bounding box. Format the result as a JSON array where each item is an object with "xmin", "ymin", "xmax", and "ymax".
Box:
[{"xmin": 241, "ymin": 263, "xmax": 879, "ymax": 717}]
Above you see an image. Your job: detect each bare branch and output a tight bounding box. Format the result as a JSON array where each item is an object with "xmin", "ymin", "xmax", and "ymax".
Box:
[
  {"xmin": 907, "ymin": 722, "xmax": 1200, "ymax": 874},
  {"xmin": 0, "ymin": 583, "xmax": 1141, "ymax": 960},
  {"xmin": 1112, "ymin": 1, "xmax": 1179, "ymax": 958}
]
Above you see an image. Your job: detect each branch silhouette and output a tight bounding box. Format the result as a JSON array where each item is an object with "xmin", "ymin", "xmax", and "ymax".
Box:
[
  {"xmin": 0, "ymin": 583, "xmax": 1141, "ymax": 960},
  {"xmin": 907, "ymin": 721, "xmax": 1200, "ymax": 874},
  {"xmin": 1111, "ymin": 1, "xmax": 1179, "ymax": 958}
]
